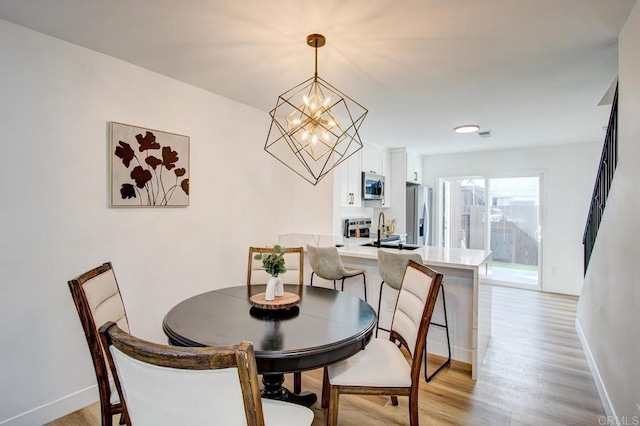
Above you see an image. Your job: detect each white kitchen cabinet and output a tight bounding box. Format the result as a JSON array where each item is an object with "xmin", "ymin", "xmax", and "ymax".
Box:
[
  {"xmin": 338, "ymin": 150, "xmax": 362, "ymax": 207},
  {"xmin": 406, "ymin": 151, "xmax": 422, "ymax": 184},
  {"xmin": 361, "ymin": 144, "xmax": 383, "ymax": 175}
]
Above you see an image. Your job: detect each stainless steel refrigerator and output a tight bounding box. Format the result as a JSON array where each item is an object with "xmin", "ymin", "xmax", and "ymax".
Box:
[{"xmin": 406, "ymin": 186, "xmax": 433, "ymax": 246}]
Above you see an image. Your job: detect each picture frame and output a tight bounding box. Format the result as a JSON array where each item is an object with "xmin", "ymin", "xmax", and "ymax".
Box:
[{"xmin": 110, "ymin": 122, "xmax": 189, "ymax": 207}]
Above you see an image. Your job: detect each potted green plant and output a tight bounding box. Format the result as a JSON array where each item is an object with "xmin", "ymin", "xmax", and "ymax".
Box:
[{"xmin": 254, "ymin": 245, "xmax": 287, "ymax": 300}]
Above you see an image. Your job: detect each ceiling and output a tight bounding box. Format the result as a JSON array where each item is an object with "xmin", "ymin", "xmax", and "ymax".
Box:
[{"xmin": 0, "ymin": 0, "xmax": 636, "ymax": 155}]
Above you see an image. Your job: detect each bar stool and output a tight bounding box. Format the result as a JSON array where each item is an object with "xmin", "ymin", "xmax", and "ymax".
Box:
[
  {"xmin": 307, "ymin": 245, "xmax": 367, "ymax": 302},
  {"xmin": 376, "ymin": 250, "xmax": 451, "ymax": 382}
]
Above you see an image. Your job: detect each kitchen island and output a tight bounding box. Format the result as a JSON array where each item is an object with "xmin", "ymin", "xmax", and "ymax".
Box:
[{"xmin": 278, "ymin": 234, "xmax": 492, "ymax": 380}]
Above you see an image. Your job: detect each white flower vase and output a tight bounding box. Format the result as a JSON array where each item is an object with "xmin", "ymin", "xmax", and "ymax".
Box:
[
  {"xmin": 274, "ymin": 276, "xmax": 284, "ymax": 296},
  {"xmin": 265, "ymin": 276, "xmax": 284, "ymax": 301}
]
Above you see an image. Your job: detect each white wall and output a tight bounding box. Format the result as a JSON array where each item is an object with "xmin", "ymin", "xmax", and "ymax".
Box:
[
  {"xmin": 0, "ymin": 19, "xmax": 332, "ymax": 424},
  {"xmin": 577, "ymin": 2, "xmax": 640, "ymax": 420},
  {"xmin": 422, "ymin": 142, "xmax": 602, "ymax": 295}
]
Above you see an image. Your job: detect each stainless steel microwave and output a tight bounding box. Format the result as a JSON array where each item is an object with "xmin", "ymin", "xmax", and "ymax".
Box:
[{"xmin": 362, "ymin": 172, "xmax": 385, "ymax": 200}]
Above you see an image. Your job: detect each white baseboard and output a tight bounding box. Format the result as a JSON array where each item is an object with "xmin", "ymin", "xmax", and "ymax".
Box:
[
  {"xmin": 576, "ymin": 319, "xmax": 616, "ymax": 422},
  {"xmin": 425, "ymin": 339, "xmax": 473, "ymax": 365},
  {"xmin": 0, "ymin": 385, "xmax": 98, "ymax": 426}
]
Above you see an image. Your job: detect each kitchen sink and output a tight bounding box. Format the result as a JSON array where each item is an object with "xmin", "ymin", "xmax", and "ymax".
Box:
[{"xmin": 360, "ymin": 242, "xmax": 421, "ymax": 251}]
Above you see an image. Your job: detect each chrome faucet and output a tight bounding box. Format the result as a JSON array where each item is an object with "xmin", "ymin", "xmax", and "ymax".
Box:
[{"xmin": 377, "ymin": 211, "xmax": 386, "ymax": 247}]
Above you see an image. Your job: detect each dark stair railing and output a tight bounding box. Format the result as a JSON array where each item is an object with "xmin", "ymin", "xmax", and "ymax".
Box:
[{"xmin": 583, "ymin": 84, "xmax": 618, "ymax": 274}]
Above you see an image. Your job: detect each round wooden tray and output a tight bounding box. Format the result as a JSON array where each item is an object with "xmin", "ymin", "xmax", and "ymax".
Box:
[{"xmin": 250, "ymin": 292, "xmax": 300, "ymax": 310}]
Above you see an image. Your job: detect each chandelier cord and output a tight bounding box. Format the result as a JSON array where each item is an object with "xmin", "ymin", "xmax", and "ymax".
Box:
[{"xmin": 314, "ymin": 41, "xmax": 318, "ymax": 78}]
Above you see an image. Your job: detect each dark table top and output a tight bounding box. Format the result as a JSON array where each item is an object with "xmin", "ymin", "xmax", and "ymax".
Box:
[{"xmin": 162, "ymin": 284, "xmax": 377, "ymax": 374}]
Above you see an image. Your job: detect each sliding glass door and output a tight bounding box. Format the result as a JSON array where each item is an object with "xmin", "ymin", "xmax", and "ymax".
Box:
[
  {"xmin": 439, "ymin": 178, "xmax": 486, "ymax": 249},
  {"xmin": 440, "ymin": 175, "xmax": 541, "ymax": 290}
]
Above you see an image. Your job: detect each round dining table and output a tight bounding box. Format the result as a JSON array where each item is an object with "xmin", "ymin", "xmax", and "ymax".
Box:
[{"xmin": 162, "ymin": 284, "xmax": 377, "ymax": 407}]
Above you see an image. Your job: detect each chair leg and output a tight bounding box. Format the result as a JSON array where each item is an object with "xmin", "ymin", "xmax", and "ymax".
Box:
[
  {"xmin": 362, "ymin": 273, "xmax": 367, "ymax": 302},
  {"xmin": 409, "ymin": 391, "xmax": 419, "ymax": 426},
  {"xmin": 119, "ymin": 405, "xmax": 131, "ymax": 425},
  {"xmin": 376, "ymin": 281, "xmax": 385, "ymax": 338},
  {"xmin": 333, "ymin": 280, "xmax": 337, "ymax": 290},
  {"xmin": 321, "ymin": 367, "xmax": 330, "ymax": 408},
  {"xmin": 424, "ymin": 283, "xmax": 452, "ymax": 382},
  {"xmin": 293, "ymin": 372, "xmax": 302, "ymax": 394},
  {"xmin": 341, "ymin": 274, "xmax": 367, "ymax": 302},
  {"xmin": 328, "ymin": 386, "xmax": 340, "ymax": 426},
  {"xmin": 101, "ymin": 403, "xmax": 113, "ymax": 426},
  {"xmin": 310, "ymin": 272, "xmax": 314, "ymax": 286},
  {"xmin": 390, "ymin": 395, "xmax": 399, "ymax": 406}
]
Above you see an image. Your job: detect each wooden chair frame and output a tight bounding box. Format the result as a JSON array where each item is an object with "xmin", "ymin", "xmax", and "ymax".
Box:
[
  {"xmin": 247, "ymin": 246, "xmax": 304, "ymax": 393},
  {"xmin": 247, "ymin": 246, "xmax": 304, "ymax": 286},
  {"xmin": 99, "ymin": 322, "xmax": 266, "ymax": 426},
  {"xmin": 68, "ymin": 262, "xmax": 129, "ymax": 426},
  {"xmin": 322, "ymin": 260, "xmax": 443, "ymax": 426}
]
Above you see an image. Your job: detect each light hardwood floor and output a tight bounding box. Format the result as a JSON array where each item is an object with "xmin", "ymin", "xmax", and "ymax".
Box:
[{"xmin": 48, "ymin": 286, "xmax": 604, "ymax": 425}]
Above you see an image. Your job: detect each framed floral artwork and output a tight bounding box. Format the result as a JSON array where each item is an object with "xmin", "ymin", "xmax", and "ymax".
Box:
[{"xmin": 110, "ymin": 122, "xmax": 189, "ymax": 207}]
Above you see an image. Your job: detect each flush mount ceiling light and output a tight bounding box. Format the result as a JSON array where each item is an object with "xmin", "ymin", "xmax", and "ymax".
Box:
[
  {"xmin": 454, "ymin": 124, "xmax": 480, "ymax": 134},
  {"xmin": 264, "ymin": 34, "xmax": 368, "ymax": 186}
]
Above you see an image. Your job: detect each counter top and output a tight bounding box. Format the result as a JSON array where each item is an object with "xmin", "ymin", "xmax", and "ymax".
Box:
[
  {"xmin": 278, "ymin": 233, "xmax": 492, "ymax": 270},
  {"xmin": 337, "ymin": 238, "xmax": 492, "ymax": 270}
]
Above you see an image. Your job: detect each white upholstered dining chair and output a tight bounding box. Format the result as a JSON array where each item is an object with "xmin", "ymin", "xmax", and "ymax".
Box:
[
  {"xmin": 376, "ymin": 250, "xmax": 423, "ymax": 336},
  {"xmin": 322, "ymin": 260, "xmax": 443, "ymax": 426},
  {"xmin": 99, "ymin": 322, "xmax": 314, "ymax": 426},
  {"xmin": 68, "ymin": 262, "xmax": 129, "ymax": 426},
  {"xmin": 377, "ymin": 250, "xmax": 452, "ymax": 382}
]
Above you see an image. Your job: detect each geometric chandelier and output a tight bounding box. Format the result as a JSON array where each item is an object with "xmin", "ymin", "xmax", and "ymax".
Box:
[{"xmin": 265, "ymin": 34, "xmax": 368, "ymax": 186}]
